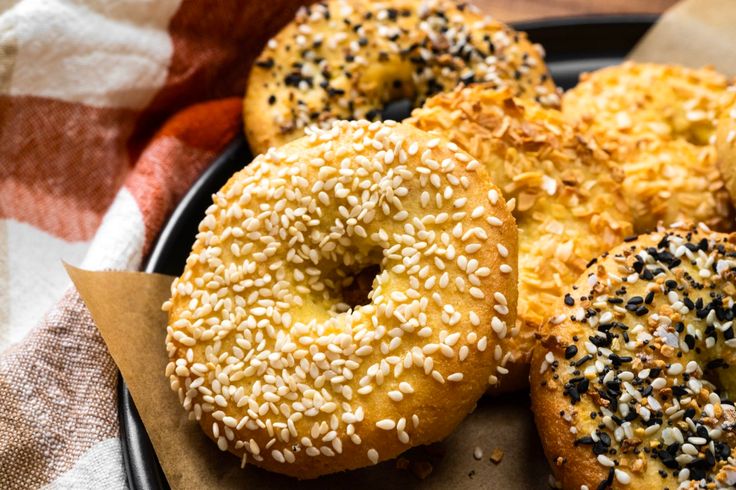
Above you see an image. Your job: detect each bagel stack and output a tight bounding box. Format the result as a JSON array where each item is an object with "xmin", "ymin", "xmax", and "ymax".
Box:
[{"xmin": 169, "ymin": 0, "xmax": 736, "ymax": 481}]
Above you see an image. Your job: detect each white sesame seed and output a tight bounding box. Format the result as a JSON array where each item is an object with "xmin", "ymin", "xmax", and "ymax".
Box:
[
  {"xmin": 614, "ymin": 469, "xmax": 630, "ymax": 485},
  {"xmin": 272, "ymin": 449, "xmax": 285, "ymax": 463},
  {"xmin": 493, "ymin": 292, "xmax": 507, "ymax": 306},
  {"xmin": 597, "ymin": 454, "xmax": 614, "ymax": 467},
  {"xmin": 668, "ymin": 363, "xmax": 684, "ymax": 375},
  {"xmin": 486, "ymin": 216, "xmax": 502, "ymax": 227},
  {"xmin": 388, "ymin": 391, "xmax": 403, "ymax": 402},
  {"xmin": 367, "ymin": 449, "xmax": 379, "ymax": 464}
]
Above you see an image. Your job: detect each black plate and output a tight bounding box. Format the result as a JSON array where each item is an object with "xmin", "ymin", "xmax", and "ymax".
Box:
[{"xmin": 121, "ymin": 15, "xmax": 656, "ymax": 490}]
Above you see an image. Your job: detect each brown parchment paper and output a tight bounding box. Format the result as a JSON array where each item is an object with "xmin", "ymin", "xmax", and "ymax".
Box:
[
  {"xmin": 66, "ymin": 264, "xmax": 549, "ymax": 489},
  {"xmin": 65, "ymin": 0, "xmax": 736, "ymax": 487},
  {"xmin": 628, "ymin": 0, "xmax": 736, "ymax": 75}
]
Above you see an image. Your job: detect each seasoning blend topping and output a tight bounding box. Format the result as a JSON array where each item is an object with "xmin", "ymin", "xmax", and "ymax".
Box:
[
  {"xmin": 164, "ymin": 120, "xmax": 518, "ymax": 478},
  {"xmin": 244, "ymin": 0, "xmax": 560, "ymax": 154},
  {"xmin": 563, "ymin": 62, "xmax": 734, "ymax": 233},
  {"xmin": 532, "ymin": 225, "xmax": 736, "ymax": 490}
]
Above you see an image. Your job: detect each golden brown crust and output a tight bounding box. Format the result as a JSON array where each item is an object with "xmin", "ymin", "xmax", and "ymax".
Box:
[
  {"xmin": 164, "ymin": 121, "xmax": 519, "ymax": 478},
  {"xmin": 717, "ymin": 88, "xmax": 736, "ymax": 209},
  {"xmin": 408, "ymin": 85, "xmax": 633, "ymax": 391},
  {"xmin": 563, "ymin": 62, "xmax": 734, "ymax": 234},
  {"xmin": 243, "ymin": 0, "xmax": 559, "ymax": 155},
  {"xmin": 531, "ymin": 225, "xmax": 736, "ymax": 489}
]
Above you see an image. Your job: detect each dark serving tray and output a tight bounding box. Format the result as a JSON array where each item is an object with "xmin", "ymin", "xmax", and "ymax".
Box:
[{"xmin": 120, "ymin": 15, "xmax": 657, "ymax": 490}]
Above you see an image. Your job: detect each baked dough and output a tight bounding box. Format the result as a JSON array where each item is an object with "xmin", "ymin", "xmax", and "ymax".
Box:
[
  {"xmin": 408, "ymin": 85, "xmax": 633, "ymax": 391},
  {"xmin": 532, "ymin": 225, "xmax": 736, "ymax": 489},
  {"xmin": 164, "ymin": 120, "xmax": 518, "ymax": 478},
  {"xmin": 717, "ymin": 88, "xmax": 736, "ymax": 209},
  {"xmin": 244, "ymin": 0, "xmax": 560, "ymax": 155},
  {"xmin": 564, "ymin": 62, "xmax": 733, "ymax": 233}
]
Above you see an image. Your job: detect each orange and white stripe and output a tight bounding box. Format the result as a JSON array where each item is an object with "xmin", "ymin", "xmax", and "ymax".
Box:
[{"xmin": 0, "ymin": 0, "xmax": 311, "ymax": 486}]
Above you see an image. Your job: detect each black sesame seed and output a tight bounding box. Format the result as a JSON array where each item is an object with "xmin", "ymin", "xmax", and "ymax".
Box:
[
  {"xmin": 596, "ymin": 468, "xmax": 614, "ymax": 490},
  {"xmin": 564, "ymin": 385, "xmax": 580, "ymax": 403},
  {"xmin": 658, "ymin": 450, "xmax": 679, "ymax": 469},
  {"xmin": 633, "ymin": 261, "xmax": 644, "ymax": 273},
  {"xmin": 572, "ymin": 354, "xmax": 592, "ymax": 367},
  {"xmin": 577, "ymin": 378, "xmax": 589, "ymax": 394},
  {"xmin": 706, "ymin": 358, "xmax": 727, "ymax": 369},
  {"xmin": 592, "ymin": 440, "xmax": 608, "ymax": 455},
  {"xmin": 671, "ymin": 385, "xmax": 688, "ymax": 397},
  {"xmin": 684, "ymin": 334, "xmax": 696, "ymax": 349},
  {"xmin": 256, "ymin": 58, "xmax": 275, "ymax": 69},
  {"xmin": 635, "ymin": 305, "xmax": 649, "ymax": 316}
]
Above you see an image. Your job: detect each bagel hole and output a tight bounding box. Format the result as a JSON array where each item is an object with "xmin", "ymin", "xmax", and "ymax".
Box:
[
  {"xmin": 341, "ymin": 264, "xmax": 381, "ymax": 309},
  {"xmin": 381, "ymin": 98, "xmax": 413, "ymax": 122}
]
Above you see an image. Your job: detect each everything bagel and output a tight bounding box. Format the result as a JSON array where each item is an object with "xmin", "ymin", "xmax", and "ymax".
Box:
[
  {"xmin": 532, "ymin": 226, "xmax": 736, "ymax": 489},
  {"xmin": 243, "ymin": 0, "xmax": 559, "ymax": 155},
  {"xmin": 164, "ymin": 120, "xmax": 518, "ymax": 478}
]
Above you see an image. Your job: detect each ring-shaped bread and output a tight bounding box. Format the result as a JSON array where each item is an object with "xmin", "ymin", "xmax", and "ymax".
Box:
[
  {"xmin": 408, "ymin": 85, "xmax": 633, "ymax": 391},
  {"xmin": 244, "ymin": 0, "xmax": 560, "ymax": 155},
  {"xmin": 164, "ymin": 120, "xmax": 518, "ymax": 478},
  {"xmin": 717, "ymin": 88, "xmax": 736, "ymax": 209},
  {"xmin": 532, "ymin": 225, "xmax": 736, "ymax": 489},
  {"xmin": 563, "ymin": 62, "xmax": 733, "ymax": 233}
]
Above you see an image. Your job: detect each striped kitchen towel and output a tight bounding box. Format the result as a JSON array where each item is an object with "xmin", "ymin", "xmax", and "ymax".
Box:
[{"xmin": 0, "ymin": 1, "xmax": 307, "ymax": 488}]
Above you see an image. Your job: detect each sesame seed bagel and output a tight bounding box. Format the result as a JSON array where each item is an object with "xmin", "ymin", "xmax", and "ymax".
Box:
[
  {"xmin": 531, "ymin": 226, "xmax": 736, "ymax": 490},
  {"xmin": 716, "ymin": 88, "xmax": 736, "ymax": 209},
  {"xmin": 407, "ymin": 85, "xmax": 634, "ymax": 391},
  {"xmin": 243, "ymin": 0, "xmax": 560, "ymax": 155},
  {"xmin": 163, "ymin": 120, "xmax": 518, "ymax": 478},
  {"xmin": 563, "ymin": 62, "xmax": 734, "ymax": 233}
]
